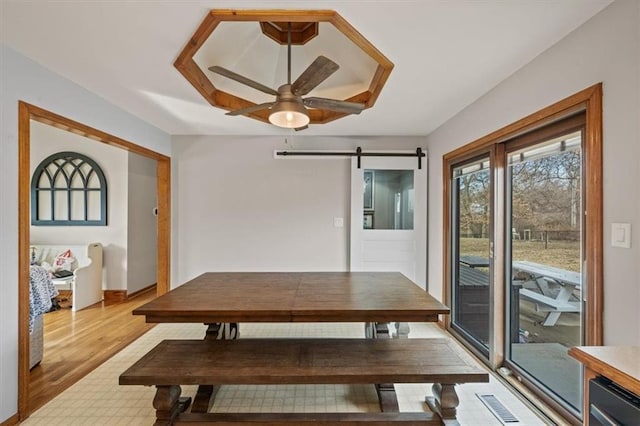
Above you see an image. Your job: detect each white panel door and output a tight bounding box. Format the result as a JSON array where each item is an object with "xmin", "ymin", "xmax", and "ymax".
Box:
[{"xmin": 350, "ymin": 155, "xmax": 427, "ymax": 289}]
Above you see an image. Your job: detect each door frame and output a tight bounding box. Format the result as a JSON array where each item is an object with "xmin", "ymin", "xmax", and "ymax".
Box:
[
  {"xmin": 442, "ymin": 84, "xmax": 602, "ymax": 421},
  {"xmin": 17, "ymin": 101, "xmax": 172, "ymax": 420}
]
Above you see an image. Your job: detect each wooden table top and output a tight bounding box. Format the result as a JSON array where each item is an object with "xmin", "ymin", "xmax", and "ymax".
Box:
[{"xmin": 133, "ymin": 272, "xmax": 449, "ymax": 323}]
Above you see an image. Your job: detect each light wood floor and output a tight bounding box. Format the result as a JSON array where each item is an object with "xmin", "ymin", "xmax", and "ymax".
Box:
[{"xmin": 28, "ymin": 287, "xmax": 157, "ymax": 413}]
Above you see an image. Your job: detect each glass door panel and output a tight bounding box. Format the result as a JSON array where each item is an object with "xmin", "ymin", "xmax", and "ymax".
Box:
[
  {"xmin": 451, "ymin": 156, "xmax": 491, "ymax": 354},
  {"xmin": 363, "ymin": 169, "xmax": 414, "ymax": 230},
  {"xmin": 506, "ymin": 131, "xmax": 584, "ymax": 413}
]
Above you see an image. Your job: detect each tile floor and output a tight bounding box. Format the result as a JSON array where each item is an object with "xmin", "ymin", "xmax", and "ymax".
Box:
[{"xmin": 23, "ymin": 322, "xmax": 548, "ymax": 425}]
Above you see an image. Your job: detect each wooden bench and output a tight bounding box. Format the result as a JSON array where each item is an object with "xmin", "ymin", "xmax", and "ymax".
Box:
[{"xmin": 120, "ymin": 338, "xmax": 489, "ymax": 425}]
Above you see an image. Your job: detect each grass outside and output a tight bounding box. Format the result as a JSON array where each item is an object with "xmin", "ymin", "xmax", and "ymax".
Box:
[{"xmin": 459, "ymin": 237, "xmax": 581, "ymax": 273}]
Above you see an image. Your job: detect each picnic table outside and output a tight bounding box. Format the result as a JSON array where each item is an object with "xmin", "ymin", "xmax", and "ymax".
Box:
[
  {"xmin": 512, "ymin": 260, "xmax": 581, "ymax": 326},
  {"xmin": 457, "ymin": 256, "xmax": 581, "ymax": 326}
]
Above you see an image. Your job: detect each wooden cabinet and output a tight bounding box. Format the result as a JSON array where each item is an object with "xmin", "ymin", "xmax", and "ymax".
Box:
[{"xmin": 568, "ymin": 346, "xmax": 640, "ymax": 425}]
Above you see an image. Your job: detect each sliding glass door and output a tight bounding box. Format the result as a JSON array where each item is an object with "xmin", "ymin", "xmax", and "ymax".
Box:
[
  {"xmin": 505, "ymin": 124, "xmax": 584, "ymax": 415},
  {"xmin": 446, "ymin": 102, "xmax": 599, "ymax": 421},
  {"xmin": 450, "ymin": 155, "xmax": 492, "ymax": 355}
]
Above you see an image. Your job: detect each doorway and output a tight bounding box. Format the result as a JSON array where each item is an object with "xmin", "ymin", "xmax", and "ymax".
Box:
[{"xmin": 17, "ymin": 101, "xmax": 171, "ymax": 420}]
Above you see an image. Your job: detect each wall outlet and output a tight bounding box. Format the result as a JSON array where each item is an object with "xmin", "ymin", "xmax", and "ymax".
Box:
[{"xmin": 333, "ymin": 217, "xmax": 344, "ymax": 228}]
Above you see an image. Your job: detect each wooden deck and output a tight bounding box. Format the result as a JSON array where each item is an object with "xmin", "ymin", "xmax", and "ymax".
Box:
[
  {"xmin": 458, "ymin": 264, "xmax": 489, "ymax": 287},
  {"xmin": 456, "ymin": 265, "xmax": 490, "ymax": 343}
]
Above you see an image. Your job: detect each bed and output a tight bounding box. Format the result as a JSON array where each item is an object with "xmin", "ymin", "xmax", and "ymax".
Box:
[{"xmin": 29, "ymin": 264, "xmax": 58, "ymax": 369}]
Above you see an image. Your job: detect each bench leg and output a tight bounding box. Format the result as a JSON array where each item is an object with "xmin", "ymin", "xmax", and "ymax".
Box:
[
  {"xmin": 153, "ymin": 385, "xmax": 182, "ymax": 425},
  {"xmin": 425, "ymin": 383, "xmax": 460, "ymax": 424}
]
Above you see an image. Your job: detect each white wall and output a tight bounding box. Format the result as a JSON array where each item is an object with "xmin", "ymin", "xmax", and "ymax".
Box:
[
  {"xmin": 425, "ymin": 0, "xmax": 640, "ymax": 345},
  {"xmin": 127, "ymin": 152, "xmax": 158, "ymax": 294},
  {"xmin": 171, "ymin": 136, "xmax": 426, "ymax": 286},
  {"xmin": 30, "ymin": 121, "xmax": 129, "ymax": 291},
  {"xmin": 0, "ymin": 45, "xmax": 171, "ymax": 422}
]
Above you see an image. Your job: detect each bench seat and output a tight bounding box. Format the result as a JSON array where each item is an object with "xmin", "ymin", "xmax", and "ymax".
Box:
[
  {"xmin": 120, "ymin": 338, "xmax": 488, "ymax": 425},
  {"xmin": 519, "ymin": 289, "xmax": 580, "ymax": 312},
  {"xmin": 120, "ymin": 338, "xmax": 488, "ymax": 386}
]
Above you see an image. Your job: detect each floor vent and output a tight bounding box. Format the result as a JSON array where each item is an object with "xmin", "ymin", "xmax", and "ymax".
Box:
[{"xmin": 476, "ymin": 393, "xmax": 520, "ymax": 424}]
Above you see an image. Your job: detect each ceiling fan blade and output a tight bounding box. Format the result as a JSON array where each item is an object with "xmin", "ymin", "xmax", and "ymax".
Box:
[
  {"xmin": 303, "ymin": 97, "xmax": 365, "ymax": 114},
  {"xmin": 226, "ymin": 102, "xmax": 275, "ymax": 116},
  {"xmin": 208, "ymin": 66, "xmax": 278, "ymax": 96},
  {"xmin": 291, "ymin": 56, "xmax": 339, "ymax": 96}
]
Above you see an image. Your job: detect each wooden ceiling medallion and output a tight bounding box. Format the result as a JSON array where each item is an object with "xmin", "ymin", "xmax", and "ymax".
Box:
[
  {"xmin": 174, "ymin": 9, "xmax": 394, "ymax": 126},
  {"xmin": 260, "ymin": 21, "xmax": 318, "ymax": 45}
]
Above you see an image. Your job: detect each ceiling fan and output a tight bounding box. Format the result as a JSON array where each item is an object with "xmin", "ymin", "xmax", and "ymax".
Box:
[{"xmin": 208, "ymin": 22, "xmax": 366, "ymax": 129}]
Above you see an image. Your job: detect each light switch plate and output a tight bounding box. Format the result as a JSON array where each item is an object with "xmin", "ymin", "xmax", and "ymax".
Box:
[{"xmin": 611, "ymin": 223, "xmax": 631, "ymax": 248}]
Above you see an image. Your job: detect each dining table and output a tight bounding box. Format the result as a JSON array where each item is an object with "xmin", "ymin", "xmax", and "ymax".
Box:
[{"xmin": 132, "ymin": 271, "xmax": 451, "ymax": 413}]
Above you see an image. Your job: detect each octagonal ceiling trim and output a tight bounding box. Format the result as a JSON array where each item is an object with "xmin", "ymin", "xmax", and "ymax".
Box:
[
  {"xmin": 174, "ymin": 9, "xmax": 394, "ymax": 126},
  {"xmin": 260, "ymin": 21, "xmax": 319, "ymax": 45}
]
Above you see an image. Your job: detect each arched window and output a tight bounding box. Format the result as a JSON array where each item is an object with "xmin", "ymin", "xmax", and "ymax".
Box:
[{"xmin": 31, "ymin": 151, "xmax": 107, "ymax": 226}]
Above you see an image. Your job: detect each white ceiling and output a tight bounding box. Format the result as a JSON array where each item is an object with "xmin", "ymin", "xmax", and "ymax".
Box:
[{"xmin": 1, "ymin": 0, "xmax": 612, "ymax": 136}]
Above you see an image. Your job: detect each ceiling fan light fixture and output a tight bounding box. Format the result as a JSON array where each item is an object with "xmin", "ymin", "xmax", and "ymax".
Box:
[{"xmin": 269, "ymin": 100, "xmax": 310, "ymax": 129}]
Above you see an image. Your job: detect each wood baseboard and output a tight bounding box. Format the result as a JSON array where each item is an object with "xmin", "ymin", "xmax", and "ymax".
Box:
[
  {"xmin": 103, "ymin": 284, "xmax": 157, "ymax": 304},
  {"xmin": 0, "ymin": 413, "xmax": 20, "ymax": 426},
  {"xmin": 128, "ymin": 283, "xmax": 157, "ymax": 299},
  {"xmin": 103, "ymin": 290, "xmax": 127, "ymax": 304}
]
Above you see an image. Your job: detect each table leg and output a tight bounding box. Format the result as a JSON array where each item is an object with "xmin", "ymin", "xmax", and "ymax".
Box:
[
  {"xmin": 191, "ymin": 323, "xmax": 238, "ymax": 413},
  {"xmin": 541, "ymin": 283, "xmax": 576, "ymax": 326},
  {"xmin": 191, "ymin": 384, "xmax": 219, "ymax": 413},
  {"xmin": 393, "ymin": 322, "xmax": 410, "ymax": 338},
  {"xmin": 541, "ymin": 311, "xmax": 562, "ymax": 326},
  {"xmin": 364, "ymin": 322, "xmax": 377, "ymax": 338},
  {"xmin": 204, "ymin": 322, "xmax": 239, "ymax": 340},
  {"xmin": 535, "ymin": 277, "xmax": 553, "ymax": 297}
]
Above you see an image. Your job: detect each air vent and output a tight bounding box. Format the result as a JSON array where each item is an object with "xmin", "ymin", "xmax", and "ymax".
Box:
[{"xmin": 476, "ymin": 393, "xmax": 520, "ymax": 424}]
